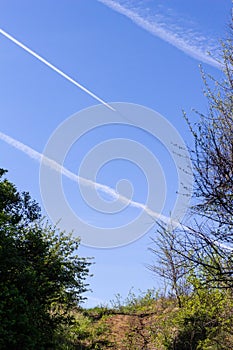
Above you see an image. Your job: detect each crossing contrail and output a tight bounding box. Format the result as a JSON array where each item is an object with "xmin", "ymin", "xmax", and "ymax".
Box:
[{"xmin": 0, "ymin": 28, "xmax": 115, "ymax": 111}]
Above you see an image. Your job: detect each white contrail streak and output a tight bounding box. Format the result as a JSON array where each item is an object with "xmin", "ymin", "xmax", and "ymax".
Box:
[
  {"xmin": 0, "ymin": 130, "xmax": 173, "ymax": 224},
  {"xmin": 98, "ymin": 0, "xmax": 221, "ymax": 69},
  {"xmin": 0, "ymin": 28, "xmax": 115, "ymax": 111},
  {"xmin": 0, "ymin": 130, "xmax": 232, "ymax": 250}
]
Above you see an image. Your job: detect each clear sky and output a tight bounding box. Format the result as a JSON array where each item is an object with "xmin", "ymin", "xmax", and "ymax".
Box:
[{"xmin": 0, "ymin": 0, "xmax": 232, "ymax": 307}]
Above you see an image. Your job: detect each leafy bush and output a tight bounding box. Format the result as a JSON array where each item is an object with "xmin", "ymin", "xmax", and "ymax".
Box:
[{"xmin": 0, "ymin": 169, "xmax": 91, "ymax": 349}]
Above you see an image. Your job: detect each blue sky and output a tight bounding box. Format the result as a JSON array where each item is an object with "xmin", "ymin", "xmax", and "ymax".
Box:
[{"xmin": 0, "ymin": 0, "xmax": 231, "ymax": 307}]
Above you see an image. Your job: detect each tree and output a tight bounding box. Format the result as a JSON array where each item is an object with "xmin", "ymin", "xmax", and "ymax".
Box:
[
  {"xmin": 151, "ymin": 22, "xmax": 233, "ymax": 290},
  {"xmin": 148, "ymin": 224, "xmax": 190, "ymax": 308},
  {"xmin": 178, "ymin": 23, "xmax": 233, "ymax": 288},
  {"xmin": 185, "ymin": 33, "xmax": 233, "ymax": 228},
  {"xmin": 0, "ymin": 169, "xmax": 91, "ymax": 349},
  {"xmin": 148, "ymin": 22, "xmax": 233, "ymax": 350}
]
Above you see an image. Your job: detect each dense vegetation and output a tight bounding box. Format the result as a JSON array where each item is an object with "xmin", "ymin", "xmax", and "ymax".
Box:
[
  {"xmin": 38, "ymin": 285, "xmax": 233, "ymax": 349},
  {"xmin": 0, "ymin": 169, "xmax": 90, "ymax": 349}
]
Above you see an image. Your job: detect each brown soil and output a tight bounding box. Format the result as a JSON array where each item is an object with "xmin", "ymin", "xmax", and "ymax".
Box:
[{"xmin": 105, "ymin": 313, "xmax": 158, "ymax": 349}]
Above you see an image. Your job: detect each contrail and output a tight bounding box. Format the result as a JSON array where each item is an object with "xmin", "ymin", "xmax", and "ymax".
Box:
[
  {"xmin": 98, "ymin": 0, "xmax": 221, "ymax": 69},
  {"xmin": 0, "ymin": 28, "xmax": 115, "ymax": 111},
  {"xmin": 0, "ymin": 130, "xmax": 232, "ymax": 251},
  {"xmin": 0, "ymin": 130, "xmax": 174, "ymax": 224}
]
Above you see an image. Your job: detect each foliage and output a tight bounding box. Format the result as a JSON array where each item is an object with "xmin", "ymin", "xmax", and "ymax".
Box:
[
  {"xmin": 45, "ymin": 285, "xmax": 233, "ymax": 350},
  {"xmin": 167, "ymin": 277, "xmax": 233, "ymax": 350},
  {"xmin": 0, "ymin": 169, "xmax": 91, "ymax": 349},
  {"xmin": 53, "ymin": 309, "xmax": 111, "ymax": 349},
  {"xmin": 0, "ymin": 168, "xmax": 41, "ymax": 226}
]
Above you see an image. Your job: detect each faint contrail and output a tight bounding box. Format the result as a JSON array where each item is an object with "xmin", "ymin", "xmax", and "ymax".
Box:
[
  {"xmin": 0, "ymin": 130, "xmax": 167, "ymax": 221},
  {"xmin": 0, "ymin": 28, "xmax": 115, "ymax": 111},
  {"xmin": 1, "ymin": 130, "xmax": 232, "ymax": 250},
  {"xmin": 98, "ymin": 0, "xmax": 221, "ymax": 69}
]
